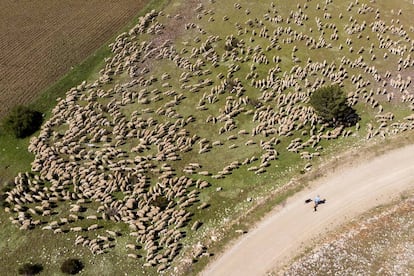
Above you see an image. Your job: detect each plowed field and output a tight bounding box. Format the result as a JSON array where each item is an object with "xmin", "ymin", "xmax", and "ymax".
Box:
[{"xmin": 0, "ymin": 0, "xmax": 149, "ymax": 117}]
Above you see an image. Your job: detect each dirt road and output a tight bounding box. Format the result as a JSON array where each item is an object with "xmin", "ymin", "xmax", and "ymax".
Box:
[{"xmin": 202, "ymin": 144, "xmax": 414, "ymax": 276}]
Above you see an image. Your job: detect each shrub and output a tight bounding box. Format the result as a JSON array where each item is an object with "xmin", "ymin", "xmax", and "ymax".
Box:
[
  {"xmin": 18, "ymin": 263, "xmax": 43, "ymax": 275},
  {"xmin": 309, "ymin": 84, "xmax": 359, "ymax": 126},
  {"xmin": 60, "ymin": 259, "xmax": 83, "ymax": 275},
  {"xmin": 152, "ymin": 195, "xmax": 169, "ymax": 210},
  {"xmin": 2, "ymin": 105, "xmax": 43, "ymax": 138}
]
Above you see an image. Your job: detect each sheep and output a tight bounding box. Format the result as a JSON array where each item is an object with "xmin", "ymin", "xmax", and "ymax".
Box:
[
  {"xmin": 70, "ymin": 227, "xmax": 83, "ymax": 232},
  {"xmin": 126, "ymin": 244, "xmax": 137, "ymax": 250},
  {"xmin": 87, "ymin": 224, "xmax": 99, "ymax": 231}
]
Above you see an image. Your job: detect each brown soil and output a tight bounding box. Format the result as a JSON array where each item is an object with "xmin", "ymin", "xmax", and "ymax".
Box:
[{"xmin": 0, "ymin": 0, "xmax": 150, "ymax": 117}]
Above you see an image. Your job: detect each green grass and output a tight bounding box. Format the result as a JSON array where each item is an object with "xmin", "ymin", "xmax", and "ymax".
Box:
[{"xmin": 0, "ymin": 133, "xmax": 33, "ymax": 185}]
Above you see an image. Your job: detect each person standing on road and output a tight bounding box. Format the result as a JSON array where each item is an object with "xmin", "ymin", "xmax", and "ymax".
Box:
[{"xmin": 314, "ymin": 195, "xmax": 321, "ymax": 212}]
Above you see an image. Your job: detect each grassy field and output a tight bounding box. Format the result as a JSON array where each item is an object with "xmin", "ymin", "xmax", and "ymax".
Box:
[{"xmin": 1, "ymin": 0, "xmax": 414, "ymax": 275}]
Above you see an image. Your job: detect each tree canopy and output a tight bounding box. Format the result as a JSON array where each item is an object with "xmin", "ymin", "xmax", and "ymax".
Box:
[
  {"xmin": 309, "ymin": 84, "xmax": 358, "ymax": 126},
  {"xmin": 2, "ymin": 105, "xmax": 43, "ymax": 138}
]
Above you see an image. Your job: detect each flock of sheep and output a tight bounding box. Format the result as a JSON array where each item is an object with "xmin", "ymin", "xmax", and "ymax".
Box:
[{"xmin": 4, "ymin": 0, "xmax": 414, "ymax": 273}]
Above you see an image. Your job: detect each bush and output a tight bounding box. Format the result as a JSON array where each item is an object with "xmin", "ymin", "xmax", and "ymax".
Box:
[
  {"xmin": 60, "ymin": 259, "xmax": 83, "ymax": 275},
  {"xmin": 2, "ymin": 105, "xmax": 43, "ymax": 138},
  {"xmin": 309, "ymin": 84, "xmax": 359, "ymax": 126},
  {"xmin": 18, "ymin": 263, "xmax": 43, "ymax": 275},
  {"xmin": 152, "ymin": 195, "xmax": 169, "ymax": 210}
]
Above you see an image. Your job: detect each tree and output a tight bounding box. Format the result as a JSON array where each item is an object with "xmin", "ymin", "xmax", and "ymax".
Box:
[
  {"xmin": 60, "ymin": 259, "xmax": 83, "ymax": 275},
  {"xmin": 309, "ymin": 84, "xmax": 358, "ymax": 126},
  {"xmin": 18, "ymin": 263, "xmax": 43, "ymax": 275},
  {"xmin": 2, "ymin": 105, "xmax": 43, "ymax": 138}
]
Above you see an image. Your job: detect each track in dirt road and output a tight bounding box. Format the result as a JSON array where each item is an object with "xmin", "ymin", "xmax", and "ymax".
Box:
[{"xmin": 202, "ymin": 144, "xmax": 414, "ymax": 276}]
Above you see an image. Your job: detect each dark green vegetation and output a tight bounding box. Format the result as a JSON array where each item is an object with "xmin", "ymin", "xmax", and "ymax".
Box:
[
  {"xmin": 1, "ymin": 0, "xmax": 414, "ymax": 275},
  {"xmin": 18, "ymin": 263, "xmax": 43, "ymax": 275},
  {"xmin": 2, "ymin": 106, "xmax": 43, "ymax": 138},
  {"xmin": 60, "ymin": 259, "xmax": 83, "ymax": 275},
  {"xmin": 309, "ymin": 85, "xmax": 359, "ymax": 126}
]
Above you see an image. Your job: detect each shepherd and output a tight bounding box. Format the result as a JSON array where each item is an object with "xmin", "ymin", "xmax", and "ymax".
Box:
[{"xmin": 314, "ymin": 195, "xmax": 321, "ymax": 212}]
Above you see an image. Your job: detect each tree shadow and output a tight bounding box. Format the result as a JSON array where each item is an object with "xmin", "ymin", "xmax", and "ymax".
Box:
[{"xmin": 340, "ymin": 106, "xmax": 360, "ymax": 127}]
